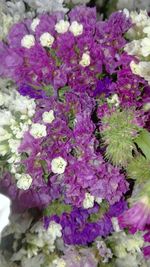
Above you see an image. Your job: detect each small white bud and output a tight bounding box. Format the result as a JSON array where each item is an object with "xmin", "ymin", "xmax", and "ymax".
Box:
[
  {"xmin": 16, "ymin": 173, "xmax": 32, "ymax": 190},
  {"xmin": 40, "ymin": 32, "xmax": 55, "ymax": 47},
  {"xmin": 31, "ymin": 18, "xmax": 40, "ymax": 32},
  {"xmin": 79, "ymin": 52, "xmax": 91, "ymax": 67},
  {"xmin": 55, "ymin": 20, "xmax": 70, "ymax": 34},
  {"xmin": 42, "ymin": 110, "xmax": 55, "ymax": 124},
  {"xmin": 83, "ymin": 193, "xmax": 94, "ymax": 209},
  {"xmin": 69, "ymin": 21, "xmax": 83, "ymax": 36},
  {"xmin": 51, "ymin": 156, "xmax": 67, "ymax": 174},
  {"xmin": 30, "ymin": 123, "xmax": 47, "ymax": 139},
  {"xmin": 21, "ymin": 34, "xmax": 35, "ymax": 49}
]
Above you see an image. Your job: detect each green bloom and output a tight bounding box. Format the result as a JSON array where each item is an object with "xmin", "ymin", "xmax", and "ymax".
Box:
[
  {"xmin": 101, "ymin": 110, "xmax": 140, "ymax": 166},
  {"xmin": 127, "ymin": 156, "xmax": 150, "ymax": 182}
]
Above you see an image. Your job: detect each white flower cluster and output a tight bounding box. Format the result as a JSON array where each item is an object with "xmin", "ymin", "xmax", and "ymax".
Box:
[
  {"xmin": 1, "ymin": 213, "xmax": 64, "ymax": 267},
  {"xmin": 117, "ymin": 0, "xmax": 150, "ymax": 13},
  {"xmin": 0, "ymin": 80, "xmax": 35, "ymax": 179},
  {"xmin": 26, "ymin": 221, "xmax": 62, "ymax": 257},
  {"xmin": 0, "ymin": 12, "xmax": 18, "ymax": 40},
  {"xmin": 29, "ymin": 110, "xmax": 55, "ymax": 139},
  {"xmin": 24, "ymin": 0, "xmax": 68, "ymax": 14},
  {"xmin": 1, "ymin": 0, "xmax": 86, "ymax": 40},
  {"xmin": 21, "ymin": 19, "xmax": 83, "ymax": 49},
  {"xmin": 107, "ymin": 231, "xmax": 145, "ymax": 267},
  {"xmin": 0, "ymin": 0, "xmax": 34, "ymax": 40},
  {"xmin": 51, "ymin": 258, "xmax": 66, "ymax": 267},
  {"xmin": 96, "ymin": 240, "xmax": 113, "ymax": 263},
  {"xmin": 124, "ymin": 10, "xmax": 150, "ymax": 86}
]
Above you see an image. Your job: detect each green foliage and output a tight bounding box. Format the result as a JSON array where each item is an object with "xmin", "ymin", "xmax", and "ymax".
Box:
[
  {"xmin": 49, "ymin": 48, "xmax": 62, "ymax": 67},
  {"xmin": 135, "ymin": 129, "xmax": 150, "ymax": 160},
  {"xmin": 101, "ymin": 110, "xmax": 140, "ymax": 166},
  {"xmin": 43, "ymin": 200, "xmax": 72, "ymax": 217},
  {"xmin": 58, "ymin": 86, "xmax": 70, "ymax": 102},
  {"xmin": 42, "ymin": 84, "xmax": 54, "ymax": 96},
  {"xmin": 127, "ymin": 156, "xmax": 150, "ymax": 182},
  {"xmin": 88, "ymin": 201, "xmax": 109, "ymax": 222}
]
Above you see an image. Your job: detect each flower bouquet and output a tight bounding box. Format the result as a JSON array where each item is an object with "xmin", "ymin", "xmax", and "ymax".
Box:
[{"xmin": 0, "ymin": 4, "xmax": 150, "ymax": 267}]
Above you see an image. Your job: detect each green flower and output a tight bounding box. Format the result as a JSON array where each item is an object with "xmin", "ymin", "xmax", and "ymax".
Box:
[
  {"xmin": 101, "ymin": 110, "xmax": 140, "ymax": 166},
  {"xmin": 127, "ymin": 156, "xmax": 150, "ymax": 182}
]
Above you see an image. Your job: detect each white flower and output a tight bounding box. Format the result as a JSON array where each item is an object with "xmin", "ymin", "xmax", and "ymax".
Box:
[
  {"xmin": 143, "ymin": 26, "xmax": 150, "ymax": 37},
  {"xmin": 69, "ymin": 21, "xmax": 83, "ymax": 36},
  {"xmin": 0, "ymin": 128, "xmax": 12, "ymax": 142},
  {"xmin": 55, "ymin": 19, "xmax": 70, "ymax": 34},
  {"xmin": 48, "ymin": 221, "xmax": 62, "ymax": 240},
  {"xmin": 130, "ymin": 61, "xmax": 140, "ymax": 75},
  {"xmin": 107, "ymin": 94, "xmax": 120, "ymax": 107},
  {"xmin": 126, "ymin": 10, "xmax": 150, "ymax": 39},
  {"xmin": 24, "ymin": 0, "xmax": 68, "ymax": 14},
  {"xmin": 0, "ymin": 194, "xmax": 11, "ymax": 235},
  {"xmin": 8, "ymin": 139, "xmax": 21, "ymax": 153},
  {"xmin": 130, "ymin": 10, "xmax": 149, "ymax": 27},
  {"xmin": 51, "ymin": 156, "xmax": 67, "ymax": 174},
  {"xmin": 21, "ymin": 34, "xmax": 35, "ymax": 49},
  {"xmin": 16, "ymin": 173, "xmax": 32, "ymax": 190},
  {"xmin": 12, "ymin": 93, "xmax": 36, "ymax": 117},
  {"xmin": 42, "ymin": 110, "xmax": 55, "ymax": 124},
  {"xmin": 15, "ymin": 123, "xmax": 29, "ymax": 139},
  {"xmin": 40, "ymin": 32, "xmax": 55, "ymax": 47},
  {"xmin": 79, "ymin": 52, "xmax": 91, "ymax": 67},
  {"xmin": 52, "ymin": 258, "xmax": 66, "ymax": 267},
  {"xmin": 95, "ymin": 197, "xmax": 103, "ymax": 204},
  {"xmin": 83, "ymin": 192, "xmax": 94, "ymax": 209},
  {"xmin": 130, "ymin": 61, "xmax": 150, "ymax": 84},
  {"xmin": 0, "ymin": 144, "xmax": 9, "ymax": 156},
  {"xmin": 0, "ymin": 110, "xmax": 13, "ymax": 126},
  {"xmin": 0, "ymin": 92, "xmax": 6, "ymax": 106},
  {"xmin": 122, "ymin": 8, "xmax": 130, "ymax": 18},
  {"xmin": 30, "ymin": 123, "xmax": 47, "ymax": 138},
  {"xmin": 124, "ymin": 40, "xmax": 142, "ymax": 56},
  {"xmin": 31, "ymin": 18, "xmax": 40, "ymax": 31},
  {"xmin": 111, "ymin": 217, "xmax": 121, "ymax": 232},
  {"xmin": 144, "ymin": 102, "xmax": 150, "ymax": 111},
  {"xmin": 7, "ymin": 153, "xmax": 21, "ymax": 164},
  {"xmin": 141, "ymin": 37, "xmax": 150, "ymax": 57}
]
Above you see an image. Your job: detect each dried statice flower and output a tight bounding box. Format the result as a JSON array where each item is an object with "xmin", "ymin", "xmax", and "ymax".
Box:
[{"xmin": 24, "ymin": 0, "xmax": 68, "ymax": 14}]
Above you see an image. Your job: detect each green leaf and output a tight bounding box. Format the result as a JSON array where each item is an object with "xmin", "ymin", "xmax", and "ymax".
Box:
[
  {"xmin": 49, "ymin": 48, "xmax": 62, "ymax": 67},
  {"xmin": 88, "ymin": 200, "xmax": 109, "ymax": 222},
  {"xmin": 58, "ymin": 86, "xmax": 70, "ymax": 102},
  {"xmin": 42, "ymin": 85, "xmax": 54, "ymax": 96},
  {"xmin": 135, "ymin": 129, "xmax": 150, "ymax": 160},
  {"xmin": 127, "ymin": 156, "xmax": 150, "ymax": 182},
  {"xmin": 96, "ymin": 73, "xmax": 105, "ymax": 79},
  {"xmin": 43, "ymin": 200, "xmax": 72, "ymax": 217}
]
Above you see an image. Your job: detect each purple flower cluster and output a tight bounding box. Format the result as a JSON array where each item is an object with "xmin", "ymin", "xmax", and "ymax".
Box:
[
  {"xmin": 44, "ymin": 200, "xmax": 126, "ymax": 245},
  {"xmin": 0, "ymin": 7, "xmax": 132, "ymax": 96},
  {"xmin": 1, "ymin": 6, "xmax": 150, "ymax": 249}
]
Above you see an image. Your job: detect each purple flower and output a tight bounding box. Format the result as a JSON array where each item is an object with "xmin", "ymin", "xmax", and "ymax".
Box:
[
  {"xmin": 118, "ymin": 196, "xmax": 150, "ymax": 233},
  {"xmin": 143, "ymin": 246, "xmax": 150, "ymax": 259},
  {"xmin": 18, "ymin": 84, "xmax": 47, "ymax": 99},
  {"xmin": 52, "ymin": 207, "xmax": 113, "ymax": 245},
  {"xmin": 93, "ymin": 77, "xmax": 112, "ymax": 97}
]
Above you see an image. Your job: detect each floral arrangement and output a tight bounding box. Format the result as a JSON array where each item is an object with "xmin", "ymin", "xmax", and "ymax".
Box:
[{"xmin": 0, "ymin": 3, "xmax": 150, "ymax": 267}]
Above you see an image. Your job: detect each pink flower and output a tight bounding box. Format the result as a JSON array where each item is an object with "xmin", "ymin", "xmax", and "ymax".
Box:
[{"xmin": 118, "ymin": 196, "xmax": 150, "ymax": 233}]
